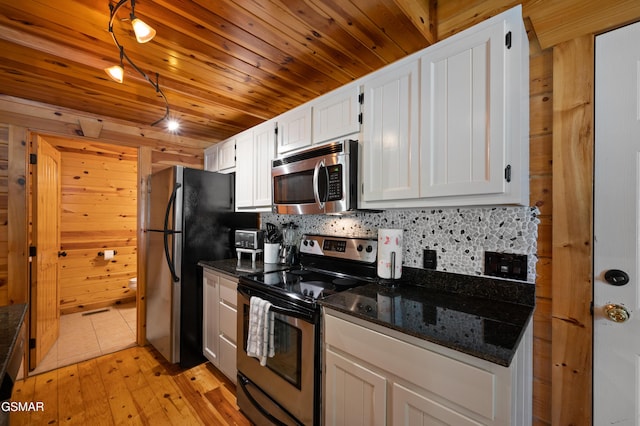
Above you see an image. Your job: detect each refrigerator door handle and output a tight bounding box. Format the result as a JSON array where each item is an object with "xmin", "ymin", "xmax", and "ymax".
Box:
[{"xmin": 164, "ymin": 183, "xmax": 181, "ymax": 282}]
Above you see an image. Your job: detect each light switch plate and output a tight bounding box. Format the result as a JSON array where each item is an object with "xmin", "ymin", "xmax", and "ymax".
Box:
[{"xmin": 484, "ymin": 251, "xmax": 527, "ymax": 281}]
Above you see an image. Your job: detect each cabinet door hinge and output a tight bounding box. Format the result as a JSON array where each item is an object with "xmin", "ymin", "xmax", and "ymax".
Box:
[
  {"xmin": 358, "ymin": 113, "xmax": 363, "ymax": 125},
  {"xmin": 358, "ymin": 92, "xmax": 364, "ymax": 104},
  {"xmin": 29, "ymin": 154, "xmax": 37, "ymax": 164},
  {"xmin": 29, "ymin": 338, "xmax": 36, "ymax": 349},
  {"xmin": 504, "ymin": 165, "xmax": 512, "ymax": 183},
  {"xmin": 29, "ymin": 246, "xmax": 36, "ymax": 257},
  {"xmin": 505, "ymin": 31, "xmax": 512, "ymax": 49}
]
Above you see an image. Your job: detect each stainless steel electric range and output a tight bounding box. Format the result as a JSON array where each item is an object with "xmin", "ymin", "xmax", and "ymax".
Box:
[{"xmin": 236, "ymin": 234, "xmax": 378, "ymax": 426}]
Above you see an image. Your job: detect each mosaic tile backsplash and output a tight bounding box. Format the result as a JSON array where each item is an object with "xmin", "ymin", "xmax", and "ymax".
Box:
[{"xmin": 261, "ymin": 206, "xmax": 539, "ymax": 283}]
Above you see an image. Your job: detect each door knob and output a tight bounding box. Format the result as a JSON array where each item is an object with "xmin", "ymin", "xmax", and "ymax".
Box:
[
  {"xmin": 604, "ymin": 303, "xmax": 630, "ymax": 323},
  {"xmin": 604, "ymin": 269, "xmax": 630, "ymax": 286}
]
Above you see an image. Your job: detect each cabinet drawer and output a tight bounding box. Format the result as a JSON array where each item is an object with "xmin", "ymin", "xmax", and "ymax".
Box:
[
  {"xmin": 219, "ymin": 302, "xmax": 237, "ymax": 344},
  {"xmin": 219, "ymin": 336, "xmax": 237, "ymax": 384},
  {"xmin": 325, "ymin": 314, "xmax": 496, "ymax": 421},
  {"xmin": 219, "ymin": 277, "xmax": 237, "ymax": 308}
]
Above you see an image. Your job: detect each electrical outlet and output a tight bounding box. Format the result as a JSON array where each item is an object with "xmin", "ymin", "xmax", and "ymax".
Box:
[
  {"xmin": 423, "ymin": 249, "xmax": 437, "ymax": 269},
  {"xmin": 484, "ymin": 251, "xmax": 527, "ymax": 281}
]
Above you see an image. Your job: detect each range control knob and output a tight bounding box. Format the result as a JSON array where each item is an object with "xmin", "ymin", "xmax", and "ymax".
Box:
[
  {"xmin": 309, "ymin": 240, "xmax": 315, "ymax": 247},
  {"xmin": 357, "ymin": 244, "xmax": 363, "ymax": 252},
  {"xmin": 303, "ymin": 240, "xmax": 309, "ymax": 246},
  {"xmin": 366, "ymin": 245, "xmax": 373, "ymax": 253}
]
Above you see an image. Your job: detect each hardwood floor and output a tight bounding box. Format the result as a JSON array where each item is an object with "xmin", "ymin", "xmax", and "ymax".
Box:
[{"xmin": 10, "ymin": 345, "xmax": 251, "ymax": 425}]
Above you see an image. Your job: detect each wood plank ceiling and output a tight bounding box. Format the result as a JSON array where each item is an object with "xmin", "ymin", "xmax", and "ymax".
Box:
[{"xmin": 0, "ymin": 0, "xmax": 434, "ymax": 143}]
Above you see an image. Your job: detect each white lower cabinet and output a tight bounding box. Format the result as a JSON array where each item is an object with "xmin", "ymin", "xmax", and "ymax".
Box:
[
  {"xmin": 323, "ymin": 310, "xmax": 532, "ymax": 426},
  {"xmin": 203, "ymin": 269, "xmax": 238, "ymax": 383},
  {"xmin": 324, "ymin": 349, "xmax": 387, "ymax": 426}
]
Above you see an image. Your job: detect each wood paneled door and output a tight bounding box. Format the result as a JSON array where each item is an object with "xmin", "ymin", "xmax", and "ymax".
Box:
[{"xmin": 30, "ymin": 135, "xmax": 61, "ymax": 369}]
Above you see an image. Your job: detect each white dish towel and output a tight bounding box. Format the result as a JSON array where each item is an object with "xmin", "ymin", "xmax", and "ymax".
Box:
[{"xmin": 246, "ymin": 296, "xmax": 275, "ymax": 366}]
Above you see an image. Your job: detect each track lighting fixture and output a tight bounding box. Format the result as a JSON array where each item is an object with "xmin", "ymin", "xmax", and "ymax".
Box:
[
  {"xmin": 105, "ymin": 0, "xmax": 178, "ymax": 130},
  {"xmin": 104, "ymin": 46, "xmax": 124, "ymax": 83}
]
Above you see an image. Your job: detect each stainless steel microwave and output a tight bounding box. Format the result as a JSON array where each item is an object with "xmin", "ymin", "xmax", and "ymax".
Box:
[{"xmin": 271, "ymin": 139, "xmax": 358, "ymax": 214}]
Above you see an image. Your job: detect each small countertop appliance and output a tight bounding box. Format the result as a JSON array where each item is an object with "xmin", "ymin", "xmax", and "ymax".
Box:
[{"xmin": 235, "ymin": 229, "xmax": 264, "ymax": 263}]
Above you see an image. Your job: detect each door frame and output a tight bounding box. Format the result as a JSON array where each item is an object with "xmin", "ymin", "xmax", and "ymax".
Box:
[{"xmin": 23, "ymin": 132, "xmax": 145, "ymax": 372}]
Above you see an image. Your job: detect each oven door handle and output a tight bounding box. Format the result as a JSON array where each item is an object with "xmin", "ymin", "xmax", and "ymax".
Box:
[
  {"xmin": 312, "ymin": 159, "xmax": 326, "ymax": 210},
  {"xmin": 238, "ymin": 286, "xmax": 316, "ymax": 323}
]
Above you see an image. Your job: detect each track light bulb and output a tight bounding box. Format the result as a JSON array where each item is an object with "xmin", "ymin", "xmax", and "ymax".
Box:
[
  {"xmin": 131, "ymin": 18, "xmax": 156, "ymax": 43},
  {"xmin": 167, "ymin": 119, "xmax": 180, "ymax": 132},
  {"xmin": 104, "ymin": 64, "xmax": 124, "ymax": 83}
]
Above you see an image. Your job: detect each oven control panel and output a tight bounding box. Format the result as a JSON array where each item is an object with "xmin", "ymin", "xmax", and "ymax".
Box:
[{"xmin": 299, "ymin": 234, "xmax": 377, "ymax": 263}]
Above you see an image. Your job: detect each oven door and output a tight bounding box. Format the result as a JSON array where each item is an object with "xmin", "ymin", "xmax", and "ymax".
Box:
[
  {"xmin": 237, "ymin": 284, "xmax": 319, "ymax": 425},
  {"xmin": 271, "ymin": 140, "xmax": 356, "ymax": 215}
]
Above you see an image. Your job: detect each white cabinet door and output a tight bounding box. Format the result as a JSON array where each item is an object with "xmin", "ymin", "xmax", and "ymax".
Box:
[
  {"xmin": 312, "ymin": 84, "xmax": 361, "ymax": 144},
  {"xmin": 324, "ymin": 348, "xmax": 387, "ymax": 426},
  {"xmin": 392, "ymin": 383, "xmax": 483, "ymax": 426},
  {"xmin": 277, "ymin": 105, "xmax": 312, "ymax": 154},
  {"xmin": 217, "ymin": 139, "xmax": 236, "ymax": 171},
  {"xmin": 235, "ymin": 121, "xmax": 276, "ymax": 211},
  {"xmin": 218, "ymin": 276, "xmax": 238, "ymax": 384},
  {"xmin": 252, "ymin": 121, "xmax": 276, "ymax": 208},
  {"xmin": 204, "ymin": 145, "xmax": 219, "ymax": 172},
  {"xmin": 235, "ymin": 129, "xmax": 255, "ymax": 209},
  {"xmin": 202, "ymin": 270, "xmax": 219, "ymax": 366},
  {"xmin": 361, "ymin": 59, "xmax": 420, "ymax": 203},
  {"xmin": 420, "ymin": 18, "xmax": 507, "ymax": 198}
]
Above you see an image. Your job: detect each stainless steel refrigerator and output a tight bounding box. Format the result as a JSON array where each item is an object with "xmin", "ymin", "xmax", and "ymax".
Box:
[{"xmin": 145, "ymin": 166, "xmax": 258, "ymax": 368}]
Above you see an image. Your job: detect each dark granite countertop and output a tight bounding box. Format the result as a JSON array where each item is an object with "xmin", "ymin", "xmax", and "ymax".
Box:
[
  {"xmin": 198, "ymin": 258, "xmax": 289, "ymax": 278},
  {"xmin": 321, "ymin": 267, "xmax": 534, "ymax": 367},
  {"xmin": 0, "ymin": 304, "xmax": 27, "ymax": 380}
]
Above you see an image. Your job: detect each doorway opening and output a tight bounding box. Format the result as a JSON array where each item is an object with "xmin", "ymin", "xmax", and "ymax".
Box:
[{"xmin": 29, "ymin": 134, "xmax": 139, "ymax": 375}]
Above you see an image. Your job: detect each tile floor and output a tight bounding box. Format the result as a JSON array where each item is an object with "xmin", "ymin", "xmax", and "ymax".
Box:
[{"xmin": 30, "ymin": 302, "xmax": 137, "ymax": 376}]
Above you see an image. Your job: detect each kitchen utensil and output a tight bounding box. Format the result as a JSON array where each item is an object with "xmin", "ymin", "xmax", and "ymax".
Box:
[{"xmin": 265, "ymin": 223, "xmax": 282, "ymax": 243}]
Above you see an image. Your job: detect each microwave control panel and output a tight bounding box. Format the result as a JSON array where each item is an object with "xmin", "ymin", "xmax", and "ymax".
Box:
[{"xmin": 327, "ymin": 165, "xmax": 343, "ymax": 201}]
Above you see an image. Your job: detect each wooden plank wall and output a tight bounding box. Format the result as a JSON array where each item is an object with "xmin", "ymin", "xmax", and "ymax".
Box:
[
  {"xmin": 0, "ymin": 97, "xmax": 207, "ymax": 363},
  {"xmin": 527, "ymin": 20, "xmax": 554, "ymax": 426},
  {"xmin": 42, "ymin": 136, "xmax": 139, "ymax": 314},
  {"xmin": 0, "ymin": 125, "xmax": 8, "ymax": 305}
]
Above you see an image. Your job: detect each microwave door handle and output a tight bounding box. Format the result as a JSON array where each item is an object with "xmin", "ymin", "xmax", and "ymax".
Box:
[{"xmin": 312, "ymin": 160, "xmax": 326, "ymax": 209}]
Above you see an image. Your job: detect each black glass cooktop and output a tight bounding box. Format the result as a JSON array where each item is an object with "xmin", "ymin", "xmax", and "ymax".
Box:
[{"xmin": 243, "ymin": 267, "xmax": 375, "ymax": 302}]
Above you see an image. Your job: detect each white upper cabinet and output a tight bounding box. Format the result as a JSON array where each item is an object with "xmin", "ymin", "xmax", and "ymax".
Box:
[
  {"xmin": 252, "ymin": 121, "xmax": 277, "ymax": 207},
  {"xmin": 204, "ymin": 138, "xmax": 236, "ymax": 172},
  {"xmin": 236, "ymin": 120, "xmax": 276, "ymax": 211},
  {"xmin": 420, "ymin": 14, "xmax": 507, "ymax": 198},
  {"xmin": 217, "ymin": 138, "xmax": 236, "ymax": 171},
  {"xmin": 277, "ymin": 104, "xmax": 312, "ymax": 155},
  {"xmin": 234, "ymin": 129, "xmax": 254, "ymax": 208},
  {"xmin": 361, "ymin": 59, "xmax": 420, "ymax": 202},
  {"xmin": 204, "ymin": 144, "xmax": 219, "ymax": 172},
  {"xmin": 312, "ymin": 84, "xmax": 361, "ymax": 145},
  {"xmin": 359, "ymin": 5, "xmax": 528, "ymax": 209}
]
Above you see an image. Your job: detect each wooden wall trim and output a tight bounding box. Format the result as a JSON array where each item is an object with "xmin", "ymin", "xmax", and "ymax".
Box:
[
  {"xmin": 7, "ymin": 125, "xmax": 28, "ymax": 305},
  {"xmin": 551, "ymin": 34, "xmax": 594, "ymax": 425},
  {"xmin": 137, "ymin": 147, "xmax": 152, "ymax": 346},
  {"xmin": 526, "ymin": 0, "xmax": 640, "ymax": 49},
  {"xmin": 0, "ymin": 95, "xmax": 211, "ymax": 152}
]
